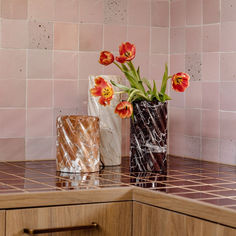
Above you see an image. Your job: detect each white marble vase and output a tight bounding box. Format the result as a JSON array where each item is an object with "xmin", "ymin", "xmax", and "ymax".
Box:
[{"xmin": 88, "ymin": 75, "xmax": 122, "ymax": 166}]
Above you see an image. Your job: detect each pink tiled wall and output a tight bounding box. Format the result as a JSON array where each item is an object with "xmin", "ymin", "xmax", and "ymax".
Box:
[
  {"xmin": 169, "ymin": 0, "xmax": 236, "ymax": 165},
  {"xmin": 0, "ymin": 0, "xmax": 169, "ymax": 161}
]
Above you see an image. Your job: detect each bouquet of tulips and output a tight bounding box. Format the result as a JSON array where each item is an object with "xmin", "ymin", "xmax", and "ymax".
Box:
[{"xmin": 90, "ymin": 42, "xmax": 190, "ymax": 118}]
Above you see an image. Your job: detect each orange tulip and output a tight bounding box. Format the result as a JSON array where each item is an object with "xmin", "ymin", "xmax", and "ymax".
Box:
[
  {"xmin": 90, "ymin": 77, "xmax": 114, "ymax": 106},
  {"xmin": 99, "ymin": 51, "xmax": 114, "ymax": 66},
  {"xmin": 116, "ymin": 42, "xmax": 136, "ymax": 63},
  {"xmin": 171, "ymin": 72, "xmax": 190, "ymax": 92},
  {"xmin": 115, "ymin": 101, "xmax": 133, "ymax": 118}
]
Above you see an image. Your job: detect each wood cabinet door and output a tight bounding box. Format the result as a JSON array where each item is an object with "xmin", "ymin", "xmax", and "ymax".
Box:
[
  {"xmin": 0, "ymin": 210, "xmax": 5, "ymax": 236},
  {"xmin": 133, "ymin": 202, "xmax": 236, "ymax": 236},
  {"xmin": 6, "ymin": 201, "xmax": 132, "ymax": 236}
]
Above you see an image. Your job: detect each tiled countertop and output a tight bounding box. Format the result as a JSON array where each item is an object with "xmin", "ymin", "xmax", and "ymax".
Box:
[{"xmin": 0, "ymin": 155, "xmax": 235, "ymax": 211}]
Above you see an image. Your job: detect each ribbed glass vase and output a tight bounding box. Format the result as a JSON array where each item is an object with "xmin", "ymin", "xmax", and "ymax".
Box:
[{"xmin": 130, "ymin": 100, "xmax": 168, "ymax": 173}]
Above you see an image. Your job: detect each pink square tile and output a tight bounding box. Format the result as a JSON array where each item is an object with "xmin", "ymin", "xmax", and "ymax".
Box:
[
  {"xmin": 170, "ymin": 54, "xmax": 185, "ymax": 75},
  {"xmin": 202, "ymin": 82, "xmax": 219, "ymax": 109},
  {"xmin": 79, "ymin": 0, "xmax": 103, "ymax": 23},
  {"xmin": 220, "ymin": 139, "xmax": 236, "ymax": 165},
  {"xmin": 28, "ymin": 50, "xmax": 52, "ymax": 78},
  {"xmin": 128, "ymin": 26, "xmax": 150, "ymax": 53},
  {"xmin": 78, "ymin": 52, "xmax": 104, "ymax": 80},
  {"xmin": 53, "ymin": 52, "xmax": 78, "ymax": 79},
  {"xmin": 220, "ymin": 53, "xmax": 236, "ymax": 81},
  {"xmin": 27, "ymin": 80, "xmax": 53, "ymax": 107},
  {"xmin": 77, "ymin": 79, "xmax": 88, "ymax": 115},
  {"xmin": 184, "ymin": 136, "xmax": 201, "ymax": 159},
  {"xmin": 169, "ymin": 89, "xmax": 185, "ymax": 108},
  {"xmin": 151, "ymin": 1, "xmax": 169, "ymax": 27},
  {"xmin": 55, "ymin": 0, "xmax": 79, "ymax": 22},
  {"xmin": 170, "ymin": 28, "xmax": 185, "ymax": 53},
  {"xmin": 26, "ymin": 137, "xmax": 54, "ymax": 160},
  {"xmin": 1, "ymin": 0, "xmax": 27, "ymax": 19},
  {"xmin": 186, "ymin": 0, "xmax": 202, "ymax": 25},
  {"xmin": 0, "ymin": 49, "xmax": 26, "ymax": 79},
  {"xmin": 201, "ymin": 138, "xmax": 219, "ymax": 163},
  {"xmin": 202, "ymin": 110, "xmax": 219, "ymax": 138},
  {"xmin": 128, "ymin": 0, "xmax": 150, "ymax": 26},
  {"xmin": 168, "ymin": 133, "xmax": 186, "ymax": 157},
  {"xmin": 220, "ymin": 82, "xmax": 236, "ymax": 111},
  {"xmin": 1, "ymin": 19, "xmax": 28, "ymax": 49},
  {"xmin": 54, "ymin": 80, "xmax": 78, "ymax": 108},
  {"xmin": 184, "ymin": 109, "xmax": 201, "ymax": 136},
  {"xmin": 185, "ymin": 27, "xmax": 201, "ymax": 53},
  {"xmin": 149, "ymin": 54, "xmax": 168, "ymax": 81},
  {"xmin": 203, "ymin": 0, "xmax": 220, "ymax": 24},
  {"xmin": 185, "ymin": 81, "xmax": 201, "ymax": 108},
  {"xmin": 0, "ymin": 138, "xmax": 25, "ymax": 161},
  {"xmin": 79, "ymin": 24, "xmax": 103, "ymax": 51},
  {"xmin": 27, "ymin": 109, "xmax": 53, "ymax": 137},
  {"xmin": 132, "ymin": 53, "xmax": 149, "ymax": 79},
  {"xmin": 170, "ymin": 0, "xmax": 185, "ymax": 27},
  {"xmin": 104, "ymin": 25, "xmax": 127, "ymax": 51},
  {"xmin": 221, "ymin": 0, "xmax": 236, "ymax": 22},
  {"xmin": 203, "ymin": 25, "xmax": 220, "ymax": 52},
  {"xmin": 220, "ymin": 111, "xmax": 236, "ymax": 140},
  {"xmin": 0, "ymin": 80, "xmax": 25, "ymax": 107},
  {"xmin": 202, "ymin": 53, "xmax": 220, "ymax": 81},
  {"xmin": 169, "ymin": 107, "xmax": 185, "ymax": 134},
  {"xmin": 0, "ymin": 109, "xmax": 25, "ymax": 137},
  {"xmin": 54, "ymin": 23, "xmax": 78, "ymax": 50},
  {"xmin": 28, "ymin": 0, "xmax": 54, "ymax": 21},
  {"xmin": 220, "ymin": 22, "xmax": 236, "ymax": 52},
  {"xmin": 151, "ymin": 27, "xmax": 168, "ymax": 54}
]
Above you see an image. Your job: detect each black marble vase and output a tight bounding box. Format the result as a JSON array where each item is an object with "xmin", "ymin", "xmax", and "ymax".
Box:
[{"xmin": 130, "ymin": 100, "xmax": 167, "ymax": 173}]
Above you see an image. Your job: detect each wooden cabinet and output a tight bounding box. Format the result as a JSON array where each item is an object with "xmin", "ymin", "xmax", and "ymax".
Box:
[
  {"xmin": 133, "ymin": 202, "xmax": 236, "ymax": 236},
  {"xmin": 6, "ymin": 202, "xmax": 132, "ymax": 236},
  {"xmin": 0, "ymin": 211, "xmax": 5, "ymax": 236}
]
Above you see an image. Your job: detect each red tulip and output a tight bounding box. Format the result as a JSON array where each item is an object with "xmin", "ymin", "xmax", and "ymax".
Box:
[
  {"xmin": 90, "ymin": 77, "xmax": 114, "ymax": 106},
  {"xmin": 171, "ymin": 72, "xmax": 190, "ymax": 92},
  {"xmin": 115, "ymin": 101, "xmax": 133, "ymax": 118},
  {"xmin": 116, "ymin": 42, "xmax": 136, "ymax": 63},
  {"xmin": 99, "ymin": 51, "xmax": 114, "ymax": 66}
]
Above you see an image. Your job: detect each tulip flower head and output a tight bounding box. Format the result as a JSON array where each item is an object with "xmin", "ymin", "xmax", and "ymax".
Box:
[
  {"xmin": 116, "ymin": 42, "xmax": 136, "ymax": 63},
  {"xmin": 90, "ymin": 77, "xmax": 114, "ymax": 106},
  {"xmin": 115, "ymin": 101, "xmax": 133, "ymax": 118},
  {"xmin": 171, "ymin": 72, "xmax": 190, "ymax": 92},
  {"xmin": 99, "ymin": 51, "xmax": 114, "ymax": 66}
]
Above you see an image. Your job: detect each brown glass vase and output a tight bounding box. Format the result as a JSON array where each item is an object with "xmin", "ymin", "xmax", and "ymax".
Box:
[{"xmin": 130, "ymin": 100, "xmax": 167, "ymax": 173}]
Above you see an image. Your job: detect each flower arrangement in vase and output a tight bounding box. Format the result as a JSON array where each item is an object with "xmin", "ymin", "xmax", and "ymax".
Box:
[{"xmin": 90, "ymin": 42, "xmax": 190, "ymax": 173}]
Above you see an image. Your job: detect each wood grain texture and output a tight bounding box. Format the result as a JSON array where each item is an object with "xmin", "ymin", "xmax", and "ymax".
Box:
[
  {"xmin": 0, "ymin": 187, "xmax": 133, "ymax": 209},
  {"xmin": 6, "ymin": 201, "xmax": 132, "ymax": 236},
  {"xmin": 133, "ymin": 188, "xmax": 236, "ymax": 228},
  {"xmin": 0, "ymin": 211, "xmax": 5, "ymax": 236},
  {"xmin": 133, "ymin": 202, "xmax": 236, "ymax": 236}
]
